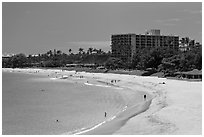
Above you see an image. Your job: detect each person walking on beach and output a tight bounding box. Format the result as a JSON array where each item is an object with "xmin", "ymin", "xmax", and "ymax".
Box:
[
  {"xmin": 105, "ymin": 112, "xmax": 107, "ymax": 117},
  {"xmin": 144, "ymin": 94, "xmax": 147, "ymax": 101}
]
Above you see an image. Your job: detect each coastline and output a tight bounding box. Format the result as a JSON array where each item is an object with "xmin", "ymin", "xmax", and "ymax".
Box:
[
  {"xmin": 74, "ymin": 99, "xmax": 152, "ymax": 135},
  {"xmin": 113, "ymin": 76, "xmax": 202, "ymax": 134},
  {"xmin": 2, "ymin": 68, "xmax": 202, "ymax": 135},
  {"xmin": 3, "ymin": 68, "xmax": 130, "ymax": 134}
]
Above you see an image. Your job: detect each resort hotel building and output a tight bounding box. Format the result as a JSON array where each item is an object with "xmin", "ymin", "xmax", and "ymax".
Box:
[{"xmin": 111, "ymin": 29, "xmax": 179, "ymax": 63}]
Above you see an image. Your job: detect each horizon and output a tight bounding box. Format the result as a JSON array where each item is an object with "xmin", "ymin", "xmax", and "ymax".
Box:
[{"xmin": 2, "ymin": 2, "xmax": 202, "ymax": 55}]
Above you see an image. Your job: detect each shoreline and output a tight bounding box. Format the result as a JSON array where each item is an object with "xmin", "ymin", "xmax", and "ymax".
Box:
[
  {"xmin": 2, "ymin": 68, "xmax": 153, "ymax": 135},
  {"xmin": 64, "ymin": 78, "xmax": 154, "ymax": 135},
  {"xmin": 74, "ymin": 99, "xmax": 152, "ymax": 135},
  {"xmin": 2, "ymin": 68, "xmax": 202, "ymax": 134}
]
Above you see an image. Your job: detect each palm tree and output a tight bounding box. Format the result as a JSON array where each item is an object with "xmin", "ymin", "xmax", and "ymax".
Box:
[
  {"xmin": 87, "ymin": 47, "xmax": 93, "ymax": 54},
  {"xmin": 69, "ymin": 49, "xmax": 72, "ymax": 54},
  {"xmin": 93, "ymin": 48, "xmax": 97, "ymax": 52},
  {"xmin": 185, "ymin": 37, "xmax": 190, "ymax": 45},
  {"xmin": 47, "ymin": 50, "xmax": 53, "ymax": 57},
  {"xmin": 57, "ymin": 50, "xmax": 62, "ymax": 55},
  {"xmin": 79, "ymin": 48, "xmax": 84, "ymax": 54},
  {"xmin": 10, "ymin": 53, "xmax": 28, "ymax": 68},
  {"xmin": 97, "ymin": 49, "xmax": 103, "ymax": 54}
]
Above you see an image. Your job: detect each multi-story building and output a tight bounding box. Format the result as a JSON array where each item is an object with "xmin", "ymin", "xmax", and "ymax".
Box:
[
  {"xmin": 111, "ymin": 33, "xmax": 136, "ymax": 62},
  {"xmin": 111, "ymin": 29, "xmax": 179, "ymax": 63}
]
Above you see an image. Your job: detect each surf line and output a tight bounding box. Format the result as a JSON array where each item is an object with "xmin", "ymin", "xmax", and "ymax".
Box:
[
  {"xmin": 69, "ymin": 96, "xmax": 153, "ymax": 135},
  {"xmin": 84, "ymin": 80, "xmax": 124, "ymax": 89},
  {"xmin": 66, "ymin": 105, "xmax": 128, "ymax": 135},
  {"xmin": 84, "ymin": 82, "xmax": 112, "ymax": 88}
]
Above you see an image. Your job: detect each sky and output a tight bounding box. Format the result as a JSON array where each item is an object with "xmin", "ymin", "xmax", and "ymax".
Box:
[{"xmin": 2, "ymin": 2, "xmax": 202, "ymax": 55}]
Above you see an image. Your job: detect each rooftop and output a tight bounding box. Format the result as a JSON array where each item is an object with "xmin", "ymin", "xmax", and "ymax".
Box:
[{"xmin": 111, "ymin": 33, "xmax": 179, "ymax": 37}]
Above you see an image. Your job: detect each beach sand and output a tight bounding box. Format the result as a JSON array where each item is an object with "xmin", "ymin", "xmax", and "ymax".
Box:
[
  {"xmin": 113, "ymin": 76, "xmax": 202, "ymax": 135},
  {"xmin": 2, "ymin": 68, "xmax": 202, "ymax": 135}
]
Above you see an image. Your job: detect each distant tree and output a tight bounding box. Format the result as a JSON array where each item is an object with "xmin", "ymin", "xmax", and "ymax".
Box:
[
  {"xmin": 107, "ymin": 51, "xmax": 111, "ymax": 54},
  {"xmin": 69, "ymin": 49, "xmax": 72, "ymax": 54},
  {"xmin": 158, "ymin": 43, "xmax": 202, "ymax": 73},
  {"xmin": 137, "ymin": 51, "xmax": 151, "ymax": 69},
  {"xmin": 132, "ymin": 51, "xmax": 141, "ymax": 69},
  {"xmin": 97, "ymin": 49, "xmax": 102, "ymax": 54},
  {"xmin": 104, "ymin": 57, "xmax": 124, "ymax": 70},
  {"xmin": 93, "ymin": 48, "xmax": 98, "ymax": 54},
  {"xmin": 78, "ymin": 48, "xmax": 84, "ymax": 54},
  {"xmin": 87, "ymin": 47, "xmax": 93, "ymax": 54},
  {"xmin": 46, "ymin": 50, "xmax": 53, "ymax": 57},
  {"xmin": 194, "ymin": 48, "xmax": 202, "ymax": 70},
  {"xmin": 159, "ymin": 55, "xmax": 180, "ymax": 72},
  {"xmin": 10, "ymin": 53, "xmax": 28, "ymax": 68},
  {"xmin": 2, "ymin": 57, "xmax": 12, "ymax": 68},
  {"xmin": 57, "ymin": 50, "xmax": 62, "ymax": 56}
]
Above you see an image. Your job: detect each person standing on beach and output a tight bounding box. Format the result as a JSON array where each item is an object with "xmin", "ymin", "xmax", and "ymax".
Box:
[
  {"xmin": 144, "ymin": 94, "xmax": 147, "ymax": 101},
  {"xmin": 105, "ymin": 112, "xmax": 107, "ymax": 117}
]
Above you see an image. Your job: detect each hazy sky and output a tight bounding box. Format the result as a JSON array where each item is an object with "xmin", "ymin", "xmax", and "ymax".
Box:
[{"xmin": 2, "ymin": 2, "xmax": 202, "ymax": 55}]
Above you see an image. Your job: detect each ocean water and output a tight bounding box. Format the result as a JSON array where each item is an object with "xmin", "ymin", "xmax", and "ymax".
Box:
[{"xmin": 2, "ymin": 71, "xmax": 130, "ymax": 135}]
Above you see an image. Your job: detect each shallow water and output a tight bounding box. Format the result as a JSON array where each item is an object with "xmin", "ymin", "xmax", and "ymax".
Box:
[{"xmin": 2, "ymin": 71, "xmax": 129, "ymax": 135}]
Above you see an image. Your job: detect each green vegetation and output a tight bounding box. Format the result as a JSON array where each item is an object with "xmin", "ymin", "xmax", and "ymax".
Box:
[
  {"xmin": 3, "ymin": 48, "xmax": 110, "ymax": 68},
  {"xmin": 2, "ymin": 43, "xmax": 202, "ymax": 77},
  {"xmin": 131, "ymin": 45, "xmax": 202, "ymax": 76}
]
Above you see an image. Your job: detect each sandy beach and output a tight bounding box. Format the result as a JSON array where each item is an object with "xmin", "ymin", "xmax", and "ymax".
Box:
[
  {"xmin": 78, "ymin": 71, "xmax": 202, "ymax": 135},
  {"xmin": 2, "ymin": 68, "xmax": 202, "ymax": 135},
  {"xmin": 113, "ymin": 76, "xmax": 202, "ymax": 135}
]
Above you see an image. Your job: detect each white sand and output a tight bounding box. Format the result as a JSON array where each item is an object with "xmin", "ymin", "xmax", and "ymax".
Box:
[
  {"xmin": 2, "ymin": 68, "xmax": 202, "ymax": 134},
  {"xmin": 113, "ymin": 76, "xmax": 202, "ymax": 135}
]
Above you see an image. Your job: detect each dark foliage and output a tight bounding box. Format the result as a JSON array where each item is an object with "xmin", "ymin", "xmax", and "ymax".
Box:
[{"xmin": 2, "ymin": 45, "xmax": 202, "ymax": 76}]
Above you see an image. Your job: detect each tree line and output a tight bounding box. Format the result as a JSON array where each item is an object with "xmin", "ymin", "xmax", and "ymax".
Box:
[
  {"xmin": 2, "ymin": 44, "xmax": 202, "ymax": 76},
  {"xmin": 2, "ymin": 48, "xmax": 111, "ymax": 68}
]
